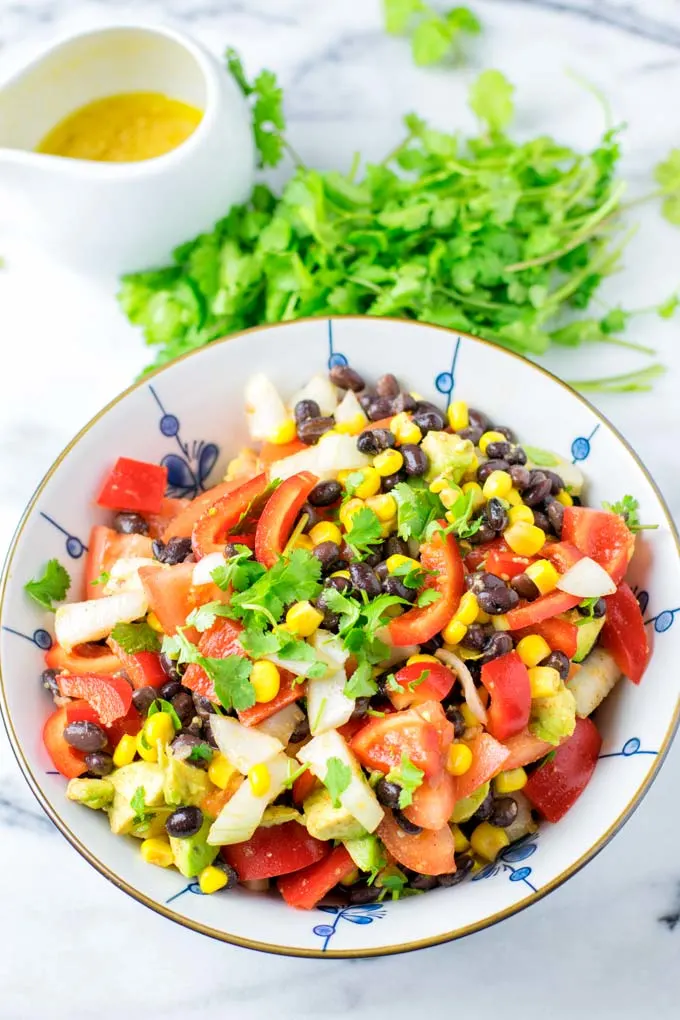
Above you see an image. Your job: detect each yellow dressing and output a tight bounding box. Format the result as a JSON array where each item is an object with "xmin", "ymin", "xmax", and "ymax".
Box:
[{"xmin": 36, "ymin": 92, "xmax": 203, "ymax": 163}]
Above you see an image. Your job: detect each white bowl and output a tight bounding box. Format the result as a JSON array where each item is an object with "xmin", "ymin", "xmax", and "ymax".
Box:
[{"xmin": 1, "ymin": 317, "xmax": 679, "ymax": 957}]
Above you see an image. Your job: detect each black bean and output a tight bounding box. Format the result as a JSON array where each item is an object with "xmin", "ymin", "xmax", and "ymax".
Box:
[
  {"xmin": 300, "ymin": 503, "xmax": 321, "ymax": 532},
  {"xmin": 477, "ymin": 459, "xmax": 510, "ymax": 484},
  {"xmin": 543, "ymin": 470, "xmax": 565, "ymax": 494},
  {"xmin": 441, "ymin": 855, "xmax": 474, "ymax": 886},
  {"xmin": 592, "ymin": 598, "xmax": 607, "ymax": 618},
  {"xmin": 330, "ymin": 364, "xmax": 365, "ymax": 392},
  {"xmin": 324, "ymin": 573, "xmax": 352, "ymax": 594},
  {"xmin": 384, "ymin": 536, "xmax": 409, "ymax": 559},
  {"xmin": 358, "ymin": 390, "xmax": 375, "ymax": 412},
  {"xmin": 165, "ymin": 806, "xmax": 203, "ymax": 839},
  {"xmin": 495, "ymin": 426, "xmax": 515, "ymax": 442},
  {"xmin": 481, "ymin": 632, "xmax": 514, "ymax": 661},
  {"xmin": 113, "ymin": 511, "xmax": 149, "ymax": 536},
  {"xmin": 522, "ymin": 472, "xmax": 553, "ymax": 506},
  {"xmin": 223, "ymin": 542, "xmax": 240, "ymax": 559},
  {"xmin": 132, "ymin": 685, "xmax": 159, "ymax": 716},
  {"xmin": 510, "ymin": 573, "xmax": 540, "ymax": 601},
  {"xmin": 84, "ymin": 751, "xmax": 114, "ymax": 776},
  {"xmin": 308, "ymin": 480, "xmax": 342, "ymax": 507},
  {"xmin": 192, "ymin": 693, "xmax": 215, "ymax": 720},
  {"xmin": 477, "ymin": 586, "xmax": 519, "ymax": 615},
  {"xmin": 509, "ymin": 464, "xmax": 531, "ymax": 490},
  {"xmin": 374, "ymin": 561, "xmax": 389, "ymax": 583},
  {"xmin": 444, "ymin": 705, "xmax": 466, "ymax": 738},
  {"xmin": 468, "ymin": 408, "xmax": 491, "ymax": 433},
  {"xmin": 63, "ymin": 721, "xmax": 107, "ymax": 753},
  {"xmin": 467, "ymin": 522, "xmax": 497, "ymax": 546},
  {"xmin": 547, "ymin": 500, "xmax": 565, "ymax": 537},
  {"xmin": 297, "ymin": 416, "xmax": 335, "ymax": 445},
  {"xmin": 393, "ymin": 809, "xmax": 422, "ymax": 835},
  {"xmin": 420, "ymin": 633, "xmax": 444, "ymax": 655},
  {"xmin": 532, "ymin": 511, "xmax": 551, "ymax": 533},
  {"xmin": 410, "ymin": 873, "xmax": 439, "ymax": 891},
  {"xmin": 160, "ymin": 652, "xmax": 184, "ymax": 682},
  {"xmin": 382, "ymin": 576, "xmax": 417, "ymax": 602},
  {"xmin": 376, "ymin": 779, "xmax": 402, "ymax": 809},
  {"xmin": 416, "ymin": 399, "xmax": 445, "ymax": 416},
  {"xmin": 484, "ymin": 498, "xmax": 509, "ymax": 534},
  {"xmin": 152, "ymin": 536, "xmax": 193, "ymax": 565},
  {"xmin": 470, "ymin": 790, "xmax": 494, "ymax": 824},
  {"xmin": 489, "ymin": 797, "xmax": 519, "ymax": 828},
  {"xmin": 349, "ymin": 884, "xmax": 382, "ymax": 904},
  {"xmin": 290, "ymin": 715, "xmax": 310, "ymax": 744},
  {"xmin": 314, "ymin": 541, "xmax": 343, "ymax": 572},
  {"xmin": 170, "ymin": 732, "xmax": 212, "ymax": 765},
  {"xmin": 160, "ymin": 680, "xmax": 183, "ymax": 701},
  {"xmin": 172, "ymin": 691, "xmax": 195, "ymax": 726},
  {"xmin": 376, "ymin": 373, "xmax": 400, "ymax": 398},
  {"xmin": 351, "ymin": 697, "xmax": 370, "ymax": 720},
  {"xmin": 401, "ymin": 443, "xmax": 429, "ymax": 477},
  {"xmin": 540, "ymin": 650, "xmax": 570, "ymax": 681},
  {"xmin": 41, "ymin": 668, "xmax": 60, "ymax": 698},
  {"xmin": 392, "ymin": 392, "xmax": 417, "ymax": 414},
  {"xmin": 314, "ymin": 596, "xmax": 340, "ymax": 632},
  {"xmin": 214, "ymin": 860, "xmax": 240, "ymax": 890},
  {"xmin": 357, "ymin": 428, "xmax": 396, "ymax": 455},
  {"xmin": 184, "ymin": 719, "xmax": 204, "ymax": 738},
  {"xmin": 368, "ymin": 397, "xmax": 394, "ymax": 421},
  {"xmin": 507, "ymin": 446, "xmax": 528, "ymax": 466},
  {"xmin": 485, "ymin": 441, "xmax": 512, "ymax": 460},
  {"xmin": 465, "ymin": 571, "xmax": 506, "ymax": 595},
  {"xmin": 349, "ymin": 562, "xmax": 382, "ymax": 597},
  {"xmin": 413, "ymin": 410, "xmax": 446, "ymax": 434},
  {"xmin": 457, "ymin": 425, "xmax": 483, "ymax": 445},
  {"xmin": 381, "ymin": 470, "xmax": 407, "ymax": 493},
  {"xmin": 461, "ymin": 623, "xmax": 489, "ymax": 651},
  {"xmin": 363, "ymin": 550, "xmax": 383, "ymax": 569},
  {"xmin": 294, "ymin": 398, "xmax": 321, "ymax": 422}
]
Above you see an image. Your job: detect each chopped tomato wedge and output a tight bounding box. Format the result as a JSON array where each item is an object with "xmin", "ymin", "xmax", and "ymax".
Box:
[
  {"xmin": 201, "ymin": 774, "xmax": 243, "ymax": 818},
  {"xmin": 485, "ymin": 540, "xmax": 536, "ymax": 580},
  {"xmin": 277, "ymin": 845, "xmax": 356, "ymax": 909},
  {"xmin": 107, "ymin": 638, "xmax": 167, "ymax": 690},
  {"xmin": 543, "ymin": 540, "xmax": 583, "ymax": 573},
  {"xmin": 259, "ymin": 439, "xmax": 306, "ymax": 466},
  {"xmin": 516, "ymin": 616, "xmax": 578, "ymax": 659},
  {"xmin": 501, "ymin": 729, "xmax": 556, "ymax": 771},
  {"xmin": 84, "ymin": 526, "xmax": 153, "ymax": 599},
  {"xmin": 388, "ymin": 661, "xmax": 455, "ymax": 711},
  {"xmin": 524, "ymin": 716, "xmax": 602, "ymax": 822},
  {"xmin": 601, "ymin": 582, "xmax": 650, "ymax": 684},
  {"xmin": 43, "ymin": 707, "xmax": 87, "ymax": 778},
  {"xmin": 403, "ymin": 770, "xmax": 456, "ymax": 830},
  {"xmin": 222, "ymin": 820, "xmax": 329, "ymax": 880},
  {"xmin": 452, "ymin": 732, "xmax": 510, "ymax": 801},
  {"xmin": 562, "ymin": 506, "xmax": 634, "ymax": 585},
  {"xmin": 237, "ymin": 672, "xmax": 304, "ymax": 727},
  {"xmin": 56, "ymin": 673, "xmax": 132, "ymax": 726},
  {"xmin": 144, "ymin": 497, "xmax": 190, "ymax": 539},
  {"xmin": 480, "ymin": 651, "xmax": 531, "ymax": 742},
  {"xmin": 162, "ymin": 480, "xmax": 248, "ymax": 541},
  {"xmin": 350, "ymin": 702, "xmax": 445, "ymax": 778},
  {"xmin": 182, "ymin": 617, "xmax": 246, "ymax": 702},
  {"xmin": 45, "ymin": 641, "xmax": 122, "ymax": 676},
  {"xmin": 192, "ymin": 473, "xmax": 269, "ymax": 559},
  {"xmin": 97, "ymin": 457, "xmax": 167, "ymax": 514},
  {"xmin": 255, "ymin": 471, "xmax": 319, "ymax": 568},
  {"xmin": 292, "ymin": 769, "xmax": 319, "ymax": 806},
  {"xmin": 378, "ymin": 810, "xmax": 456, "ymax": 876},
  {"xmin": 337, "ymin": 716, "xmax": 370, "ymax": 742},
  {"xmin": 504, "ymin": 590, "xmax": 581, "ymax": 631},
  {"xmin": 138, "ymin": 562, "xmax": 198, "ymax": 639},
  {"xmin": 388, "ymin": 527, "xmax": 464, "ymax": 646}
]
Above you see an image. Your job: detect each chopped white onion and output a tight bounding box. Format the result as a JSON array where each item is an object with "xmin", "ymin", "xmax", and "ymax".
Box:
[
  {"xmin": 290, "ymin": 374, "xmax": 338, "ymax": 417},
  {"xmin": 309, "ymin": 629, "xmax": 349, "ymax": 670},
  {"xmin": 103, "ymin": 557, "xmax": 158, "ymax": 596},
  {"xmin": 210, "ymin": 715, "xmax": 283, "ymax": 774},
  {"xmin": 55, "ymin": 591, "xmax": 148, "ymax": 652},
  {"xmin": 436, "ymin": 647, "xmax": 488, "ymax": 724},
  {"xmin": 192, "ymin": 552, "xmax": 226, "ymax": 587},
  {"xmin": 568, "ymin": 647, "xmax": 621, "ymax": 717},
  {"xmin": 245, "ymin": 374, "xmax": 288, "ymax": 441},
  {"xmin": 297, "ymin": 730, "xmax": 384, "ymax": 833},
  {"xmin": 557, "ymin": 556, "xmax": 616, "ymax": 598},
  {"xmin": 207, "ymin": 752, "xmax": 295, "ymax": 845},
  {"xmin": 307, "ymin": 668, "xmax": 355, "ymax": 735},
  {"xmin": 334, "ymin": 389, "xmax": 367, "ymax": 428},
  {"xmin": 256, "ymin": 702, "xmax": 304, "ymax": 745}
]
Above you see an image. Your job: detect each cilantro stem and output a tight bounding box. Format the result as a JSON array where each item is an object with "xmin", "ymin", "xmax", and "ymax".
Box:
[
  {"xmin": 597, "ymin": 335, "xmax": 656, "ymax": 355},
  {"xmin": 567, "ymin": 363, "xmax": 666, "ymax": 392}
]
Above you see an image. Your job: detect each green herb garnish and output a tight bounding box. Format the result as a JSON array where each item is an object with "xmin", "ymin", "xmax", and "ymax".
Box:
[
  {"xmin": 110, "ymin": 620, "xmax": 161, "ymax": 654},
  {"xmin": 602, "ymin": 494, "xmax": 657, "ymax": 533},
  {"xmin": 323, "ymin": 757, "xmax": 352, "ymax": 808},
  {"xmin": 148, "ymin": 698, "xmax": 182, "ymax": 731},
  {"xmin": 384, "ymin": 0, "xmax": 481, "ymax": 67},
  {"xmin": 24, "ymin": 559, "xmax": 70, "ymax": 611},
  {"xmin": 386, "ymin": 752, "xmax": 425, "ymax": 808}
]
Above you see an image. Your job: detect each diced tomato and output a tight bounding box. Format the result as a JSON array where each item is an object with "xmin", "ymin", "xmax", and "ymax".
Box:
[
  {"xmin": 516, "ymin": 616, "xmax": 579, "ymax": 659},
  {"xmin": 182, "ymin": 617, "xmax": 246, "ymax": 702},
  {"xmin": 464, "ymin": 547, "xmax": 486, "ymax": 572},
  {"xmin": 562, "ymin": 506, "xmax": 635, "ymax": 585},
  {"xmin": 201, "ymin": 774, "xmax": 243, "ymax": 818},
  {"xmin": 388, "ymin": 661, "xmax": 455, "ymax": 711},
  {"xmin": 337, "ymin": 717, "xmax": 370, "ymax": 742},
  {"xmin": 505, "ymin": 590, "xmax": 581, "ymax": 631},
  {"xmin": 259, "ymin": 439, "xmax": 307, "ymax": 466},
  {"xmin": 97, "ymin": 457, "xmax": 167, "ymax": 514},
  {"xmin": 144, "ymin": 497, "xmax": 190, "ymax": 539},
  {"xmin": 403, "ymin": 770, "xmax": 456, "ymax": 830},
  {"xmin": 222, "ymin": 820, "xmax": 329, "ymax": 881},
  {"xmin": 277, "ymin": 845, "xmax": 355, "ymax": 909},
  {"xmin": 480, "ymin": 651, "xmax": 531, "ymax": 742},
  {"xmin": 45, "ymin": 641, "xmax": 122, "ymax": 676},
  {"xmin": 237, "ymin": 672, "xmax": 304, "ymax": 727},
  {"xmin": 524, "ymin": 716, "xmax": 602, "ymax": 822},
  {"xmin": 43, "ymin": 707, "xmax": 87, "ymax": 778},
  {"xmin": 388, "ymin": 528, "xmax": 465, "ymax": 646},
  {"xmin": 350, "ymin": 703, "xmax": 443, "ymax": 778},
  {"xmin": 162, "ymin": 480, "xmax": 247, "ymax": 541},
  {"xmin": 56, "ymin": 673, "xmax": 132, "ymax": 726},
  {"xmin": 543, "ymin": 540, "xmax": 583, "ymax": 573},
  {"xmin": 378, "ymin": 811, "xmax": 456, "ymax": 876},
  {"xmin": 105, "ymin": 704, "xmax": 143, "ymax": 745},
  {"xmin": 192, "ymin": 473, "xmax": 269, "ymax": 559},
  {"xmin": 107, "ymin": 637, "xmax": 167, "ymax": 691},
  {"xmin": 292, "ymin": 768, "xmax": 319, "ymax": 806},
  {"xmin": 485, "ymin": 540, "xmax": 536, "ymax": 580},
  {"xmin": 254, "ymin": 472, "xmax": 319, "ymax": 568},
  {"xmin": 501, "ymin": 728, "xmax": 556, "ymax": 771},
  {"xmin": 360, "ymin": 417, "xmax": 395, "ymax": 434},
  {"xmin": 138, "ymin": 562, "xmax": 197, "ymax": 638},
  {"xmin": 601, "ymin": 582, "xmax": 650, "ymax": 685},
  {"xmin": 84, "ymin": 525, "xmax": 154, "ymax": 599},
  {"xmin": 451, "ymin": 732, "xmax": 510, "ymax": 801}
]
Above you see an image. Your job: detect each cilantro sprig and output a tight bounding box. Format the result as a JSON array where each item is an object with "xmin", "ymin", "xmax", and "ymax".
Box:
[
  {"xmin": 322, "ymin": 757, "xmax": 352, "ymax": 808},
  {"xmin": 386, "ymin": 752, "xmax": 425, "ymax": 808},
  {"xmin": 130, "ymin": 786, "xmax": 154, "ymax": 830},
  {"xmin": 384, "ymin": 0, "xmax": 481, "ymax": 68},
  {"xmin": 226, "ymin": 48, "xmax": 287, "ymax": 168},
  {"xmin": 24, "ymin": 559, "xmax": 70, "ymax": 611},
  {"xmin": 602, "ymin": 494, "xmax": 657, "ymax": 533},
  {"xmin": 110, "ymin": 620, "xmax": 161, "ymax": 654},
  {"xmin": 162, "ymin": 629, "xmax": 256, "ymax": 712},
  {"xmin": 323, "ymin": 589, "xmax": 409, "ymax": 698},
  {"xmin": 345, "ymin": 508, "xmax": 384, "ymax": 559}
]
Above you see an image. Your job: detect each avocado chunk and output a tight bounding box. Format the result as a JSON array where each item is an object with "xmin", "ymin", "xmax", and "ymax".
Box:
[
  {"xmin": 450, "ymin": 781, "xmax": 490, "ymax": 823},
  {"xmin": 164, "ymin": 755, "xmax": 211, "ymax": 808},
  {"xmin": 108, "ymin": 761, "xmax": 166, "ymax": 835},
  {"xmin": 529, "ymin": 684, "xmax": 577, "ymax": 746},
  {"xmin": 170, "ymin": 817, "xmax": 219, "ymax": 878},
  {"xmin": 572, "ymin": 615, "xmax": 606, "ymax": 663},
  {"xmin": 343, "ymin": 833, "xmax": 386, "ymax": 874},
  {"xmin": 67, "ymin": 778, "xmax": 114, "ymax": 810},
  {"xmin": 420, "ymin": 431, "xmax": 476, "ymax": 484},
  {"xmin": 303, "ymin": 787, "xmax": 367, "ymax": 841},
  {"xmin": 260, "ymin": 805, "xmax": 303, "ymax": 827}
]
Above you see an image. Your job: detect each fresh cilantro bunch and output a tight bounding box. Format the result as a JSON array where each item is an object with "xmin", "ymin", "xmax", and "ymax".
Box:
[
  {"xmin": 323, "ymin": 589, "xmax": 409, "ymax": 697},
  {"xmin": 384, "ymin": 0, "xmax": 481, "ymax": 67},
  {"xmin": 162, "ymin": 628, "xmax": 256, "ymax": 712},
  {"xmin": 226, "ymin": 48, "xmax": 286, "ymax": 167}
]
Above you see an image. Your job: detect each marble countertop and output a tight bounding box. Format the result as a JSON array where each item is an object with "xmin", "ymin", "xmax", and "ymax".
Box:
[{"xmin": 1, "ymin": 1, "xmax": 680, "ymax": 1016}]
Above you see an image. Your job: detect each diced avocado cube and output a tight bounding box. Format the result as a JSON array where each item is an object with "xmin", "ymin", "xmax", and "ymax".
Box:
[
  {"xmin": 572, "ymin": 615, "xmax": 606, "ymax": 663},
  {"xmin": 420, "ymin": 431, "xmax": 476, "ymax": 484},
  {"xmin": 343, "ymin": 833, "xmax": 386, "ymax": 874},
  {"xmin": 108, "ymin": 761, "xmax": 165, "ymax": 835},
  {"xmin": 303, "ymin": 787, "xmax": 367, "ymax": 841},
  {"xmin": 164, "ymin": 756, "xmax": 211, "ymax": 808},
  {"xmin": 66, "ymin": 778, "xmax": 114, "ymax": 810},
  {"xmin": 529, "ymin": 684, "xmax": 577, "ymax": 746},
  {"xmin": 260, "ymin": 805, "xmax": 303, "ymax": 827},
  {"xmin": 450, "ymin": 781, "xmax": 490, "ymax": 823},
  {"xmin": 170, "ymin": 817, "xmax": 219, "ymax": 878}
]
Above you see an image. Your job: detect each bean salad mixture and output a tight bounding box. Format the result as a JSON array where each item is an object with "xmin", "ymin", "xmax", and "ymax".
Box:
[{"xmin": 31, "ymin": 362, "xmax": 650, "ymax": 908}]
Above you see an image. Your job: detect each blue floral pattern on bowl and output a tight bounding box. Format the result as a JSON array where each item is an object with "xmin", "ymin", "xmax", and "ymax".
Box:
[{"xmin": 149, "ymin": 385, "xmax": 219, "ymax": 499}]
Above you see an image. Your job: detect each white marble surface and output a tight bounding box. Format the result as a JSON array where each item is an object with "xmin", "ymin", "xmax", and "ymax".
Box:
[{"xmin": 1, "ymin": 0, "xmax": 680, "ymax": 1016}]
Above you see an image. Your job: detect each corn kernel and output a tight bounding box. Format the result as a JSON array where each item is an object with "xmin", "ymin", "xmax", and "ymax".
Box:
[
  {"xmin": 462, "ymin": 481, "xmax": 485, "ymax": 510},
  {"xmin": 208, "ymin": 752, "xmax": 237, "ymax": 790},
  {"xmin": 380, "ymin": 516, "xmax": 398, "ymax": 537},
  {"xmin": 494, "ymin": 767, "xmax": 528, "ymax": 795},
  {"xmin": 140, "ymin": 837, "xmax": 174, "ymax": 868},
  {"xmin": 429, "ymin": 477, "xmax": 448, "ymax": 494},
  {"xmin": 374, "ymin": 449, "xmax": 404, "ymax": 476},
  {"xmin": 470, "ymin": 821, "xmax": 510, "ymax": 861},
  {"xmin": 505, "ymin": 487, "xmax": 522, "ymax": 507},
  {"xmin": 248, "ymin": 763, "xmax": 271, "ymax": 797},
  {"xmin": 309, "ymin": 521, "xmax": 343, "ymax": 547},
  {"xmin": 293, "ymin": 534, "xmax": 314, "ymax": 552},
  {"xmin": 366, "ymin": 493, "xmax": 397, "ymax": 521},
  {"xmin": 391, "ymin": 412, "xmax": 422, "ymax": 445},
  {"xmin": 353, "ymin": 467, "xmax": 381, "ymax": 499},
  {"xmin": 476, "ymin": 608, "xmax": 492, "ymax": 624},
  {"xmin": 287, "ymin": 600, "xmax": 324, "ymax": 638},
  {"xmin": 199, "ymin": 865, "xmax": 229, "ymax": 894},
  {"xmin": 504, "ymin": 521, "xmax": 546, "ymax": 557},
  {"xmin": 556, "ymin": 489, "xmax": 574, "ymax": 506},
  {"xmin": 447, "ymin": 400, "xmax": 469, "ymax": 432},
  {"xmin": 406, "ymin": 654, "xmax": 441, "ymax": 666},
  {"xmin": 250, "ymin": 660, "xmax": 281, "ymax": 703},
  {"xmin": 268, "ymin": 418, "xmax": 297, "ymax": 444},
  {"xmin": 460, "ymin": 703, "xmax": 481, "ymax": 729},
  {"xmin": 143, "ymin": 711, "xmax": 176, "ymax": 748},
  {"xmin": 455, "ymin": 592, "xmax": 479, "ymax": 626},
  {"xmin": 462, "ymin": 453, "xmax": 480, "ymax": 482},
  {"xmin": 339, "ymin": 497, "xmax": 365, "ymax": 529},
  {"xmin": 451, "ymin": 824, "xmax": 470, "ymax": 853},
  {"xmin": 516, "ymin": 634, "xmax": 552, "ymax": 668},
  {"xmin": 446, "ymin": 742, "xmax": 473, "ymax": 776},
  {"xmin": 136, "ymin": 731, "xmax": 156, "ymax": 762},
  {"xmin": 479, "ymin": 430, "xmax": 507, "ymax": 455},
  {"xmin": 482, "ymin": 470, "xmax": 513, "ymax": 501},
  {"xmin": 335, "ymin": 413, "xmax": 368, "ymax": 436},
  {"xmin": 528, "ymin": 665, "xmax": 562, "ymax": 699},
  {"xmin": 146, "ymin": 611, "xmax": 164, "ymax": 633},
  {"xmin": 340, "ymin": 868, "xmax": 361, "ymax": 887},
  {"xmin": 442, "ymin": 618, "xmax": 468, "ymax": 646},
  {"xmin": 440, "ymin": 485, "xmax": 463, "ymax": 509},
  {"xmin": 470, "ymin": 856, "xmax": 486, "ymax": 875},
  {"xmin": 112, "ymin": 733, "xmax": 137, "ymax": 768},
  {"xmin": 331, "ymin": 569, "xmax": 351, "ymax": 580},
  {"xmin": 508, "ymin": 504, "xmax": 534, "ymax": 526},
  {"xmin": 491, "ymin": 615, "xmax": 510, "ymax": 631},
  {"xmin": 386, "ymin": 554, "xmax": 419, "ymax": 575},
  {"xmin": 525, "ymin": 558, "xmax": 560, "ymax": 595}
]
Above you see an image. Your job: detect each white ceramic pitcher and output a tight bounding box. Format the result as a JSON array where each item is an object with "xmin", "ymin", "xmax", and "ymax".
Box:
[{"xmin": 0, "ymin": 24, "xmax": 255, "ymax": 273}]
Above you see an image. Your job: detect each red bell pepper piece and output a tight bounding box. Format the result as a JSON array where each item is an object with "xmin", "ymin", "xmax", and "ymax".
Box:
[
  {"xmin": 485, "ymin": 539, "xmax": 536, "ymax": 580},
  {"xmin": 182, "ymin": 617, "xmax": 246, "ymax": 702},
  {"xmin": 56, "ymin": 673, "xmax": 132, "ymax": 726},
  {"xmin": 97, "ymin": 457, "xmax": 167, "ymax": 514},
  {"xmin": 277, "ymin": 845, "xmax": 356, "ymax": 909},
  {"xmin": 222, "ymin": 820, "xmax": 329, "ymax": 881},
  {"xmin": 64, "ymin": 699, "xmax": 100, "ymax": 726},
  {"xmin": 237, "ymin": 672, "xmax": 304, "ymax": 727},
  {"xmin": 105, "ymin": 704, "xmax": 143, "ymax": 745},
  {"xmin": 163, "ymin": 480, "xmax": 251, "ymax": 541},
  {"xmin": 562, "ymin": 506, "xmax": 635, "ymax": 585},
  {"xmin": 504, "ymin": 590, "xmax": 581, "ymax": 630},
  {"xmin": 388, "ymin": 661, "xmax": 455, "ymax": 710},
  {"xmin": 601, "ymin": 582, "xmax": 650, "ymax": 684},
  {"xmin": 543, "ymin": 540, "xmax": 583, "ymax": 573},
  {"xmin": 291, "ymin": 768, "xmax": 319, "ymax": 806},
  {"xmin": 337, "ymin": 716, "xmax": 371, "ymax": 742},
  {"xmin": 451, "ymin": 732, "xmax": 510, "ymax": 801},
  {"xmin": 378, "ymin": 811, "xmax": 456, "ymax": 876},
  {"xmin": 84, "ymin": 525, "xmax": 153, "ymax": 600},
  {"xmin": 388, "ymin": 527, "xmax": 464, "ymax": 646},
  {"xmin": 192, "ymin": 473, "xmax": 269, "ymax": 559},
  {"xmin": 107, "ymin": 637, "xmax": 168, "ymax": 691},
  {"xmin": 255, "ymin": 471, "xmax": 319, "ymax": 568},
  {"xmin": 516, "ymin": 616, "xmax": 579, "ymax": 659},
  {"xmin": 45, "ymin": 641, "xmax": 122, "ymax": 676},
  {"xmin": 524, "ymin": 716, "xmax": 602, "ymax": 822},
  {"xmin": 43, "ymin": 707, "xmax": 87, "ymax": 778},
  {"xmin": 480, "ymin": 651, "xmax": 531, "ymax": 742}
]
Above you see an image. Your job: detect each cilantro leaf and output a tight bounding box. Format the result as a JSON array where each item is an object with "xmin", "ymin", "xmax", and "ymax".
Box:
[
  {"xmin": 239, "ymin": 625, "xmax": 281, "ymax": 658},
  {"xmin": 345, "ymin": 508, "xmax": 384, "ymax": 558},
  {"xmin": 211, "ymin": 655, "xmax": 256, "ymax": 712},
  {"xmin": 229, "ymin": 549, "xmax": 322, "ymax": 626},
  {"xmin": 90, "ymin": 570, "xmax": 110, "ymax": 588},
  {"xmin": 323, "ymin": 757, "xmax": 352, "ymax": 808},
  {"xmin": 188, "ymin": 744, "xmax": 214, "ymax": 762},
  {"xmin": 185, "ymin": 602, "xmax": 236, "ymax": 633},
  {"xmin": 322, "ymin": 588, "xmax": 362, "ymax": 633},
  {"xmin": 384, "ymin": 0, "xmax": 425, "ymax": 34},
  {"xmin": 377, "ymin": 870, "xmax": 409, "ymax": 900},
  {"xmin": 391, "ymin": 560, "xmax": 431, "ymax": 588},
  {"xmin": 524, "ymin": 445, "xmax": 560, "ymax": 467},
  {"xmin": 602, "ymin": 494, "xmax": 657, "ymax": 533},
  {"xmin": 148, "ymin": 698, "xmax": 182, "ymax": 731},
  {"xmin": 110, "ymin": 620, "xmax": 161, "ymax": 654},
  {"xmin": 130, "ymin": 786, "xmax": 154, "ymax": 829},
  {"xmin": 281, "ymin": 762, "xmax": 309, "ymax": 790},
  {"xmin": 576, "ymin": 596, "xmax": 600, "ymax": 624},
  {"xmin": 392, "ymin": 482, "xmax": 443, "ymax": 542},
  {"xmin": 226, "ymin": 50, "xmax": 286, "ymax": 168},
  {"xmin": 24, "ymin": 559, "xmax": 70, "ymax": 611},
  {"xmin": 469, "ymin": 69, "xmax": 514, "ymax": 134},
  {"xmin": 211, "ymin": 545, "xmax": 266, "ymax": 593},
  {"xmin": 386, "ymin": 752, "xmax": 425, "ymax": 808},
  {"xmin": 417, "ymin": 588, "xmax": 441, "ymax": 607},
  {"xmin": 344, "ymin": 660, "xmax": 379, "ymax": 699},
  {"xmin": 432, "ymin": 489, "xmax": 481, "ymax": 540}
]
